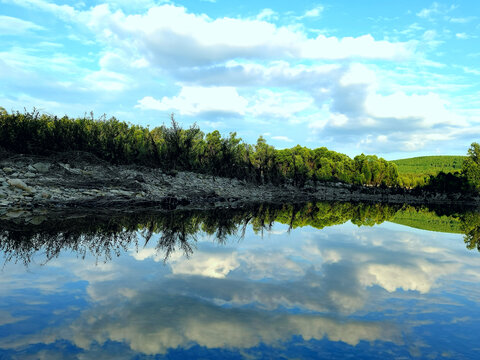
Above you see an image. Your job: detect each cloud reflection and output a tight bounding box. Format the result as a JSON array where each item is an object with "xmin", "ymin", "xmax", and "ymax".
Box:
[{"xmin": 68, "ymin": 292, "xmax": 401, "ymax": 355}]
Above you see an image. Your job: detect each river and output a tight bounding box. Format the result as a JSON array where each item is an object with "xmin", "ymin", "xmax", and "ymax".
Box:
[{"xmin": 1, "ymin": 202, "xmax": 480, "ymax": 359}]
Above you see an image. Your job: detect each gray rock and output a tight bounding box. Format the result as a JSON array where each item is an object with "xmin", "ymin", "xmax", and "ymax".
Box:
[
  {"xmin": 33, "ymin": 162, "xmax": 51, "ymax": 173},
  {"xmin": 29, "ymin": 216, "xmax": 47, "ymax": 225},
  {"xmin": 27, "ymin": 164, "xmax": 37, "ymax": 172},
  {"xmin": 7, "ymin": 179, "xmax": 33, "ymax": 193},
  {"xmin": 4, "ymin": 210, "xmax": 28, "ymax": 219},
  {"xmin": 24, "ymin": 172, "xmax": 36, "ymax": 178},
  {"xmin": 110, "ymin": 189, "xmax": 133, "ymax": 196},
  {"xmin": 2, "ymin": 167, "xmax": 14, "ymax": 174}
]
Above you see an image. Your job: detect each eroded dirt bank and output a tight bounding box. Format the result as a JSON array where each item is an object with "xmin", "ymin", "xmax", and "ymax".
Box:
[{"xmin": 1, "ymin": 152, "xmax": 478, "ymax": 222}]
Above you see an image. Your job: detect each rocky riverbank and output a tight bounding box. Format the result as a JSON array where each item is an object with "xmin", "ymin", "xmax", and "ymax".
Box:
[{"xmin": 1, "ymin": 152, "xmax": 478, "ymax": 222}]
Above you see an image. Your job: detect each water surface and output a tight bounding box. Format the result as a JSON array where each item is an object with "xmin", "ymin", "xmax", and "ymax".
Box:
[{"xmin": 1, "ymin": 203, "xmax": 480, "ymax": 359}]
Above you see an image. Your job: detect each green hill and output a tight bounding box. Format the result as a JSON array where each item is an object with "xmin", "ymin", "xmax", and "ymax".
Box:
[
  {"xmin": 392, "ymin": 155, "xmax": 465, "ymax": 175},
  {"xmin": 391, "ymin": 155, "xmax": 466, "ymax": 187}
]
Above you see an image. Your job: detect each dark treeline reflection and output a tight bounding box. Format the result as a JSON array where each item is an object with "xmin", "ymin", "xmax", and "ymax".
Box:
[{"xmin": 2, "ymin": 202, "xmax": 480, "ymax": 265}]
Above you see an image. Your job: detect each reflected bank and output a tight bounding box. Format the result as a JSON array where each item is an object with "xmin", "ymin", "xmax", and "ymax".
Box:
[{"xmin": 1, "ymin": 201, "xmax": 480, "ymax": 265}]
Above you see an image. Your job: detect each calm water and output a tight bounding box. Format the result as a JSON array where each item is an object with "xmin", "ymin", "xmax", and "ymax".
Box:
[{"xmin": 1, "ymin": 203, "xmax": 480, "ymax": 359}]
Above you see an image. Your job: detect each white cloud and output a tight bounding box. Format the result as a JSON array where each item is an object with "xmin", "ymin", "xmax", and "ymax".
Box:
[
  {"xmin": 417, "ymin": 2, "xmax": 456, "ymax": 19},
  {"xmin": 455, "ymin": 32, "xmax": 471, "ymax": 39},
  {"xmin": 0, "ymin": 15, "xmax": 44, "ymax": 35},
  {"xmin": 79, "ymin": 4, "xmax": 414, "ymax": 67},
  {"xmin": 248, "ymin": 89, "xmax": 314, "ymax": 119},
  {"xmin": 340, "ymin": 63, "xmax": 377, "ymax": 86},
  {"xmin": 300, "ymin": 34, "xmax": 414, "ymax": 60},
  {"xmin": 136, "ymin": 86, "xmax": 248, "ymax": 115},
  {"xmin": 461, "ymin": 66, "xmax": 480, "ymax": 76},
  {"xmin": 6, "ymin": 0, "xmax": 78, "ymax": 22},
  {"xmin": 364, "ymin": 91, "xmax": 465, "ymax": 127},
  {"xmin": 449, "ymin": 16, "xmax": 476, "ymax": 23},
  {"xmin": 256, "ymin": 8, "xmax": 277, "ymax": 21},
  {"xmin": 303, "ymin": 5, "xmax": 324, "ymax": 18},
  {"xmin": 328, "ymin": 113, "xmax": 350, "ymax": 127},
  {"xmin": 271, "ymin": 135, "xmax": 293, "ymax": 142},
  {"xmin": 83, "ymin": 69, "xmax": 130, "ymax": 91}
]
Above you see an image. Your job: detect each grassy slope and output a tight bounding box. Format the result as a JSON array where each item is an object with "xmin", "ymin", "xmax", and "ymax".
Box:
[
  {"xmin": 392, "ymin": 155, "xmax": 465, "ymax": 175},
  {"xmin": 390, "ymin": 158, "xmax": 466, "ymax": 233},
  {"xmin": 390, "ymin": 207, "xmax": 462, "ymax": 234}
]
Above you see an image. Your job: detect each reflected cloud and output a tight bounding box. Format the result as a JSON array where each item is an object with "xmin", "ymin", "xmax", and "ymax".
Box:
[
  {"xmin": 67, "ymin": 292, "xmax": 401, "ymax": 355},
  {"xmin": 170, "ymin": 250, "xmax": 240, "ymax": 279},
  {"xmin": 0, "ymin": 310, "xmax": 28, "ymax": 326},
  {"xmin": 360, "ymin": 262, "xmax": 457, "ymax": 293}
]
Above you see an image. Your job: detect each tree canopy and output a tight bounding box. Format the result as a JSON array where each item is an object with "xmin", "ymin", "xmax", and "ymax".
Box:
[{"xmin": 0, "ymin": 109, "xmax": 400, "ymax": 188}]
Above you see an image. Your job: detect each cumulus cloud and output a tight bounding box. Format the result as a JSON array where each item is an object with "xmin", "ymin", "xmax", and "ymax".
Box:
[
  {"xmin": 364, "ymin": 92, "xmax": 464, "ymax": 127},
  {"xmin": 136, "ymin": 86, "xmax": 248, "ymax": 116},
  {"xmin": 80, "ymin": 4, "xmax": 414, "ymax": 67}
]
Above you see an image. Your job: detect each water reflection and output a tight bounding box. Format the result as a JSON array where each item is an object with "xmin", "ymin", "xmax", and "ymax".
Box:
[
  {"xmin": 1, "ymin": 202, "xmax": 480, "ymax": 359},
  {"xmin": 1, "ymin": 202, "xmax": 480, "ymax": 266}
]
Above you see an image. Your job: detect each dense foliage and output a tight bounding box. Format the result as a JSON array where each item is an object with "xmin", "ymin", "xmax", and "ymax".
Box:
[
  {"xmin": 415, "ymin": 142, "xmax": 480, "ymax": 194},
  {"xmin": 0, "ymin": 109, "xmax": 399, "ymax": 187},
  {"xmin": 462, "ymin": 142, "xmax": 480, "ymax": 191}
]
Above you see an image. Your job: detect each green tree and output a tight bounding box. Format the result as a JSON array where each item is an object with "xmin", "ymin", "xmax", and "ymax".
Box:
[{"xmin": 462, "ymin": 142, "xmax": 480, "ymax": 190}]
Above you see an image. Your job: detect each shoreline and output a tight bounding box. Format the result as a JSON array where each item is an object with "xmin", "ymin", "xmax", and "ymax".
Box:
[{"xmin": 1, "ymin": 153, "xmax": 478, "ymax": 219}]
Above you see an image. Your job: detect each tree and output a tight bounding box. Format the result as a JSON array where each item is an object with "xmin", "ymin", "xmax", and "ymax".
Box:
[{"xmin": 462, "ymin": 142, "xmax": 480, "ymax": 191}]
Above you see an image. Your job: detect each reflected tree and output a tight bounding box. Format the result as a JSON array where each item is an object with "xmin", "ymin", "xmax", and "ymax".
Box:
[{"xmin": 3, "ymin": 202, "xmax": 480, "ymax": 266}]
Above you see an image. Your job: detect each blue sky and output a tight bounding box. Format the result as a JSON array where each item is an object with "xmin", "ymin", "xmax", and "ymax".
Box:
[{"xmin": 1, "ymin": 0, "xmax": 479, "ymax": 159}]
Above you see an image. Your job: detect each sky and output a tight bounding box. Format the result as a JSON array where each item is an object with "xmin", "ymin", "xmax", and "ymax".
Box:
[{"xmin": 0, "ymin": 0, "xmax": 479, "ymax": 159}]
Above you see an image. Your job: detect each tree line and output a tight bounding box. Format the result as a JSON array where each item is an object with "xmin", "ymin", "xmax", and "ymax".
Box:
[{"xmin": 0, "ymin": 109, "xmax": 399, "ymax": 187}]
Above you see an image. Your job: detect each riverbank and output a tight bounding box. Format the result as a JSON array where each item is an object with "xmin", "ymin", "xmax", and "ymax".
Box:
[{"xmin": 1, "ymin": 152, "xmax": 478, "ymax": 220}]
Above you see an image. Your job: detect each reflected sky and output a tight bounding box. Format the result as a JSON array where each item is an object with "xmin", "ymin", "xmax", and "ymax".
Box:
[{"xmin": 1, "ymin": 218, "xmax": 480, "ymax": 359}]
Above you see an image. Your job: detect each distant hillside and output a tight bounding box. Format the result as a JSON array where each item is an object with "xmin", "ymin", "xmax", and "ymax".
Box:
[
  {"xmin": 392, "ymin": 155, "xmax": 465, "ymax": 175},
  {"xmin": 392, "ymin": 155, "xmax": 466, "ymax": 187}
]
